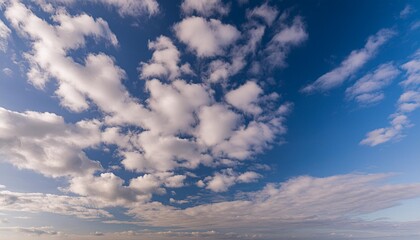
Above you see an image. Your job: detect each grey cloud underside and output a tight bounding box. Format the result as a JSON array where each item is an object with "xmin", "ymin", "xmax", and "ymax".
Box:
[{"xmin": 3, "ymin": 173, "xmax": 420, "ymax": 239}]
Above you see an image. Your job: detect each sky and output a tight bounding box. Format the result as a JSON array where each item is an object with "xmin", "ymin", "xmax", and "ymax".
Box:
[{"xmin": 0, "ymin": 0, "xmax": 420, "ymax": 239}]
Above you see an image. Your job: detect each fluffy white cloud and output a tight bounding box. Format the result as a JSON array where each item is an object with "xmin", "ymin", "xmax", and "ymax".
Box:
[
  {"xmin": 0, "ymin": 19, "xmax": 10, "ymax": 52},
  {"xmin": 181, "ymin": 0, "xmax": 229, "ymax": 17},
  {"xmin": 139, "ymin": 36, "xmax": 181, "ymax": 80},
  {"xmin": 143, "ymin": 79, "xmax": 211, "ymax": 135},
  {"xmin": 174, "ymin": 17, "xmax": 240, "ymax": 57},
  {"xmin": 0, "ymin": 107, "xmax": 102, "ymax": 177},
  {"xmin": 196, "ymin": 104, "xmax": 239, "ymax": 147},
  {"xmin": 302, "ymin": 29, "xmax": 395, "ymax": 93},
  {"xmin": 5, "ymin": 1, "xmax": 149, "ymax": 125},
  {"xmin": 205, "ymin": 168, "xmax": 261, "ymax": 192},
  {"xmin": 213, "ymin": 102, "xmax": 292, "ymax": 160},
  {"xmin": 346, "ymin": 63, "xmax": 399, "ymax": 105},
  {"xmin": 226, "ymin": 81, "xmax": 263, "ymax": 115}
]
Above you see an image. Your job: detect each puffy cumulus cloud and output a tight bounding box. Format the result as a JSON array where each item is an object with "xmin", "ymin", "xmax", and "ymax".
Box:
[
  {"xmin": 346, "ymin": 62, "xmax": 400, "ymax": 105},
  {"xmin": 143, "ymin": 79, "xmax": 211, "ymax": 135},
  {"xmin": 361, "ymin": 52, "xmax": 420, "ymax": 146},
  {"xmin": 226, "ymin": 81, "xmax": 263, "ymax": 115},
  {"xmin": 2, "ymin": 1, "xmax": 297, "ymax": 217},
  {"xmin": 213, "ymin": 102, "xmax": 293, "ymax": 160},
  {"xmin": 0, "ymin": 189, "xmax": 111, "ymax": 219},
  {"xmin": 127, "ymin": 174, "xmax": 420, "ymax": 239},
  {"xmin": 302, "ymin": 29, "xmax": 395, "ymax": 93},
  {"xmin": 67, "ymin": 172, "xmax": 187, "ymax": 205},
  {"xmin": 264, "ymin": 16, "xmax": 308, "ymax": 69},
  {"xmin": 67, "ymin": 173, "xmax": 138, "ymax": 205},
  {"xmin": 196, "ymin": 104, "xmax": 239, "ymax": 147},
  {"xmin": 205, "ymin": 168, "xmax": 261, "ymax": 192},
  {"xmin": 181, "ymin": 0, "xmax": 229, "ymax": 17},
  {"xmin": 139, "ymin": 36, "xmax": 181, "ymax": 81},
  {"xmin": 120, "ymin": 131, "xmax": 211, "ymax": 173},
  {"xmin": 5, "ymin": 1, "xmax": 149, "ymax": 125},
  {"xmin": 34, "ymin": 0, "xmax": 159, "ymax": 17},
  {"xmin": 0, "ymin": 107, "xmax": 102, "ymax": 178},
  {"xmin": 174, "ymin": 17, "xmax": 240, "ymax": 57},
  {"xmin": 0, "ymin": 19, "xmax": 11, "ymax": 52}
]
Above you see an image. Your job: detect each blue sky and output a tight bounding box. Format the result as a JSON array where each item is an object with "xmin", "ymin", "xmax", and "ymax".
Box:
[{"xmin": 1, "ymin": 0, "xmax": 420, "ymax": 239}]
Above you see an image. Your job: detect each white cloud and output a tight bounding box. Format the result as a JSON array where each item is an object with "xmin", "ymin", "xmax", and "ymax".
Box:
[
  {"xmin": 5, "ymin": 2, "xmax": 149, "ymax": 125},
  {"xmin": 181, "ymin": 0, "xmax": 229, "ymax": 17},
  {"xmin": 226, "ymin": 81, "xmax": 263, "ymax": 115},
  {"xmin": 143, "ymin": 79, "xmax": 211, "ymax": 135},
  {"xmin": 174, "ymin": 17, "xmax": 240, "ymax": 57},
  {"xmin": 302, "ymin": 29, "xmax": 395, "ymax": 93},
  {"xmin": 128, "ymin": 173, "xmax": 420, "ymax": 239},
  {"xmin": 400, "ymin": 5, "xmax": 414, "ymax": 18},
  {"xmin": 213, "ymin": 102, "xmax": 292, "ymax": 160},
  {"xmin": 205, "ymin": 168, "xmax": 261, "ymax": 192},
  {"xmin": 1, "ymin": 68, "xmax": 12, "ymax": 77},
  {"xmin": 346, "ymin": 63, "xmax": 399, "ymax": 105},
  {"xmin": 247, "ymin": 3, "xmax": 278, "ymax": 26},
  {"xmin": 0, "ymin": 107, "xmax": 102, "ymax": 178},
  {"xmin": 0, "ymin": 19, "xmax": 10, "ymax": 52},
  {"xmin": 139, "ymin": 36, "xmax": 181, "ymax": 80},
  {"xmin": 360, "ymin": 114, "xmax": 410, "ymax": 146},
  {"xmin": 196, "ymin": 104, "xmax": 239, "ymax": 147},
  {"xmin": 264, "ymin": 16, "xmax": 308, "ymax": 69},
  {"xmin": 361, "ymin": 52, "xmax": 420, "ymax": 146},
  {"xmin": 0, "ymin": 189, "xmax": 111, "ymax": 219}
]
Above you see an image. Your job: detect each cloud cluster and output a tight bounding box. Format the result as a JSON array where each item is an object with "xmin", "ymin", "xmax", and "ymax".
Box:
[
  {"xmin": 361, "ymin": 51, "xmax": 420, "ymax": 146},
  {"xmin": 127, "ymin": 173, "xmax": 420, "ymax": 239},
  {"xmin": 174, "ymin": 17, "xmax": 240, "ymax": 57},
  {"xmin": 0, "ymin": 107, "xmax": 102, "ymax": 177}
]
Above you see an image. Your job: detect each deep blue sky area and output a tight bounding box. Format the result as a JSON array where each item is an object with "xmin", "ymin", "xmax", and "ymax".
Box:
[{"xmin": 0, "ymin": 0, "xmax": 420, "ymax": 239}]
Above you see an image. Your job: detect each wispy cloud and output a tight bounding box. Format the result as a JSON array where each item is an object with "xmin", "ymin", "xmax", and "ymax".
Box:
[
  {"xmin": 346, "ymin": 62, "xmax": 400, "ymax": 105},
  {"xmin": 302, "ymin": 29, "xmax": 395, "ymax": 93},
  {"xmin": 361, "ymin": 51, "xmax": 420, "ymax": 146}
]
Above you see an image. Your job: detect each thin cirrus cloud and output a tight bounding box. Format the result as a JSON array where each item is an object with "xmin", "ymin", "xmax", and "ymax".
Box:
[{"xmin": 301, "ymin": 28, "xmax": 395, "ymax": 93}]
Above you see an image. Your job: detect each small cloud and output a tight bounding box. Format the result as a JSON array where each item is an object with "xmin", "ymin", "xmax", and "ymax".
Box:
[
  {"xmin": 2, "ymin": 68, "xmax": 13, "ymax": 77},
  {"xmin": 400, "ymin": 5, "xmax": 414, "ymax": 18},
  {"xmin": 92, "ymin": 231, "xmax": 104, "ymax": 236}
]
